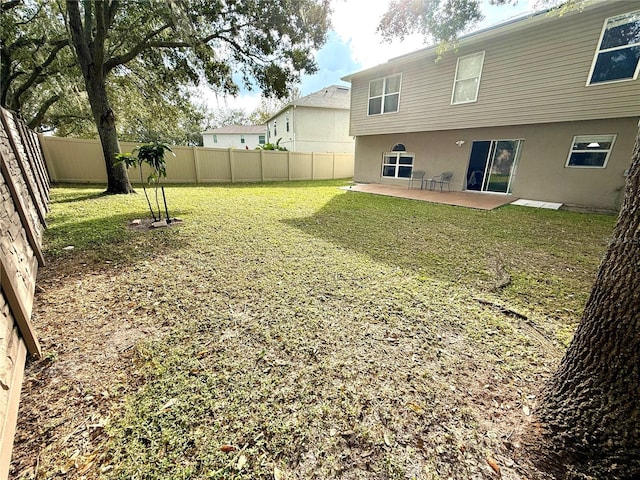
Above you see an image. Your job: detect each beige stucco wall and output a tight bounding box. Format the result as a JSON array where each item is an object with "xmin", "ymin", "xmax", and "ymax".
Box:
[
  {"xmin": 347, "ymin": 1, "xmax": 640, "ymax": 137},
  {"xmin": 354, "ymin": 117, "xmax": 638, "ymax": 210}
]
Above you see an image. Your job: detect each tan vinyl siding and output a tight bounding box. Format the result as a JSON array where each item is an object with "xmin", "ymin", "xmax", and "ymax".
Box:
[{"xmin": 349, "ymin": 2, "xmax": 640, "ymax": 136}]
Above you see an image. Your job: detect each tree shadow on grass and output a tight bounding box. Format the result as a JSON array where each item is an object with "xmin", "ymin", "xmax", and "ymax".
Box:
[
  {"xmin": 48, "ymin": 186, "xmax": 111, "ymax": 204},
  {"xmin": 283, "ymin": 190, "xmax": 496, "ymax": 288},
  {"xmin": 44, "ymin": 210, "xmax": 187, "ymax": 274}
]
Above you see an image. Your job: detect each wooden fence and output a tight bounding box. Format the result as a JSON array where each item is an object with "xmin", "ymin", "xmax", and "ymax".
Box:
[
  {"xmin": 0, "ymin": 107, "xmax": 48, "ymax": 478},
  {"xmin": 40, "ymin": 136, "xmax": 355, "ymax": 184}
]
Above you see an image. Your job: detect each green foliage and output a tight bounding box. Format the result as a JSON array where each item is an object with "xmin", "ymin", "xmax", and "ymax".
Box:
[
  {"xmin": 0, "ymin": 0, "xmax": 76, "ymax": 129},
  {"xmin": 378, "ymin": 0, "xmax": 526, "ymax": 44},
  {"xmin": 133, "ymin": 143, "xmax": 172, "ymax": 181},
  {"xmin": 257, "ymin": 138, "xmax": 287, "ymax": 150},
  {"xmin": 116, "ymin": 142, "xmax": 175, "ymax": 221}
]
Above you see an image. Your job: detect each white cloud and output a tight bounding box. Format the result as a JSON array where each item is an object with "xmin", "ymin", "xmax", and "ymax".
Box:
[
  {"xmin": 330, "ymin": 0, "xmax": 534, "ymax": 70},
  {"xmin": 330, "ymin": 0, "xmax": 426, "ymax": 69}
]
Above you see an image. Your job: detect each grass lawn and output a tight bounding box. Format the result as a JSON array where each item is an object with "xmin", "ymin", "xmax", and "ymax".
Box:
[{"xmin": 11, "ymin": 180, "xmax": 616, "ymax": 479}]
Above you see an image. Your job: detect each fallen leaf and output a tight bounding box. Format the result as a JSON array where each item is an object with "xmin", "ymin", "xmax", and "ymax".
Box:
[
  {"xmin": 383, "ymin": 432, "xmax": 392, "ymax": 447},
  {"xmin": 522, "ymin": 405, "xmax": 531, "ymax": 416},
  {"xmin": 237, "ymin": 454, "xmax": 247, "ymax": 470},
  {"xmin": 487, "ymin": 456, "xmax": 501, "ymax": 474},
  {"xmin": 159, "ymin": 398, "xmax": 177, "ymax": 413},
  {"xmin": 220, "ymin": 445, "xmax": 236, "ymax": 453},
  {"xmin": 407, "ymin": 402, "xmax": 425, "ymax": 414},
  {"xmin": 360, "ymin": 450, "xmax": 373, "ymax": 457},
  {"xmin": 274, "ymin": 465, "xmax": 284, "ymax": 480}
]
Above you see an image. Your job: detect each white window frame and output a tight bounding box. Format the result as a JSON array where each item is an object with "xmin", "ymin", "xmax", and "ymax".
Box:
[
  {"xmin": 587, "ymin": 10, "xmax": 640, "ymax": 86},
  {"xmin": 213, "ymin": 134, "xmax": 218, "ymax": 144},
  {"xmin": 240, "ymin": 134, "xmax": 245, "ymax": 144},
  {"xmin": 451, "ymin": 51, "xmax": 485, "ymax": 105},
  {"xmin": 368, "ymin": 74, "xmax": 402, "ymax": 116},
  {"xmin": 565, "ymin": 134, "xmax": 617, "ymax": 168},
  {"xmin": 381, "ymin": 151, "xmax": 414, "ymax": 179},
  {"xmin": 259, "ymin": 134, "xmax": 266, "ymax": 145}
]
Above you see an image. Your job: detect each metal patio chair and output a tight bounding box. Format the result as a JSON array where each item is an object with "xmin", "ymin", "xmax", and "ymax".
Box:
[
  {"xmin": 427, "ymin": 171, "xmax": 453, "ymax": 191},
  {"xmin": 408, "ymin": 170, "xmax": 426, "ymax": 189}
]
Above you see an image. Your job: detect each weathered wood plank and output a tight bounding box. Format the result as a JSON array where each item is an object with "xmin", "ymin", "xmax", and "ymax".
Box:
[
  {"xmin": 13, "ymin": 114, "xmax": 49, "ymax": 210},
  {"xmin": 0, "ymin": 331, "xmax": 27, "ymax": 480},
  {"xmin": 0, "ymin": 257, "xmax": 41, "ymax": 358},
  {"xmin": 28, "ymin": 129, "xmax": 51, "ymax": 201}
]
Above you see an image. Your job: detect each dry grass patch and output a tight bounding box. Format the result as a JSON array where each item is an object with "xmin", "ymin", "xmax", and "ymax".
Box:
[{"xmin": 10, "ymin": 181, "xmax": 615, "ymax": 479}]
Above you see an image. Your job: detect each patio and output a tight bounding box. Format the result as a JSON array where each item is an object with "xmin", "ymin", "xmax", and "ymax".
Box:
[{"xmin": 345, "ymin": 183, "xmax": 517, "ymax": 210}]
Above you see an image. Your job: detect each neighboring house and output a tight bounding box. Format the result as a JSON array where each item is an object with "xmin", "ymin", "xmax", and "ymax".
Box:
[
  {"xmin": 341, "ymin": 0, "xmax": 640, "ymax": 210},
  {"xmin": 202, "ymin": 125, "xmax": 266, "ymax": 149},
  {"xmin": 266, "ymin": 85, "xmax": 355, "ymax": 153}
]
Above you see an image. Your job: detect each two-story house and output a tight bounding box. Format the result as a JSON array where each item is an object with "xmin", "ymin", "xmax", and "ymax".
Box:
[
  {"xmin": 266, "ymin": 85, "xmax": 355, "ymax": 153},
  {"xmin": 342, "ymin": 0, "xmax": 640, "ymax": 210},
  {"xmin": 202, "ymin": 125, "xmax": 266, "ymax": 149}
]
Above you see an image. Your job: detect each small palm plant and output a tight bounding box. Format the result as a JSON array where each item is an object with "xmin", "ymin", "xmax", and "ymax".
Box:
[{"xmin": 115, "ymin": 142, "xmax": 175, "ymax": 223}]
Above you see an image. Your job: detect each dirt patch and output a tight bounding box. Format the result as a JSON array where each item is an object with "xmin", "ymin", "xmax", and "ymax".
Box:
[
  {"xmin": 10, "ymin": 254, "xmax": 168, "ymax": 479},
  {"xmin": 127, "ymin": 217, "xmax": 183, "ymax": 231}
]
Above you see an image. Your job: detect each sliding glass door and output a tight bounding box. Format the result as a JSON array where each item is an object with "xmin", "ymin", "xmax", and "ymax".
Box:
[{"xmin": 466, "ymin": 139, "xmax": 523, "ymax": 194}]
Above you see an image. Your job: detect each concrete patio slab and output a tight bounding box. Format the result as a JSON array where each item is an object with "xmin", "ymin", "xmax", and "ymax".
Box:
[
  {"xmin": 343, "ymin": 183, "xmax": 517, "ymax": 210},
  {"xmin": 511, "ymin": 199, "xmax": 563, "ymax": 210}
]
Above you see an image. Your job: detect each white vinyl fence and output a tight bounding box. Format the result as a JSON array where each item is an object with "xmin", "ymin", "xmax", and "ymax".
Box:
[{"xmin": 39, "ymin": 137, "xmax": 354, "ymax": 184}]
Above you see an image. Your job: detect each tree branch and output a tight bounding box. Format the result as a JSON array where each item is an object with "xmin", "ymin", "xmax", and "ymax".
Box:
[
  {"xmin": 13, "ymin": 39, "xmax": 69, "ymax": 105},
  {"xmin": 27, "ymin": 93, "xmax": 60, "ymax": 129},
  {"xmin": 66, "ymin": 0, "xmax": 92, "ymax": 77},
  {"xmin": 1, "ymin": 0, "xmax": 21, "ymax": 12},
  {"xmin": 94, "ymin": 0, "xmax": 107, "ymax": 67},
  {"xmin": 103, "ymin": 23, "xmax": 173, "ymax": 72}
]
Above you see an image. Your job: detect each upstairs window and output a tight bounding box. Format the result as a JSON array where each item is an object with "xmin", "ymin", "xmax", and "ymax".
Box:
[
  {"xmin": 286, "ymin": 113, "xmax": 290, "ymax": 132},
  {"xmin": 368, "ymin": 74, "xmax": 401, "ymax": 115},
  {"xmin": 213, "ymin": 134, "xmax": 218, "ymax": 144},
  {"xmin": 451, "ymin": 52, "xmax": 485, "ymax": 104},
  {"xmin": 382, "ymin": 151, "xmax": 414, "ymax": 178},
  {"xmin": 566, "ymin": 134, "xmax": 616, "ymax": 168},
  {"xmin": 240, "ymin": 134, "xmax": 245, "ymax": 144},
  {"xmin": 588, "ymin": 10, "xmax": 640, "ymax": 85},
  {"xmin": 259, "ymin": 135, "xmax": 266, "ymax": 144}
]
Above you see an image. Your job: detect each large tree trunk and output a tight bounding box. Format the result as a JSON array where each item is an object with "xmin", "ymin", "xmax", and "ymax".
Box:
[
  {"xmin": 66, "ymin": 0, "xmax": 132, "ymax": 194},
  {"xmin": 85, "ymin": 74, "xmax": 133, "ymax": 194},
  {"xmin": 538, "ymin": 126, "xmax": 640, "ymax": 478}
]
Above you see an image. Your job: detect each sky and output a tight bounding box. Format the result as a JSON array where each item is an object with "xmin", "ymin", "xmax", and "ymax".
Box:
[{"xmin": 204, "ymin": 0, "xmax": 541, "ymax": 113}]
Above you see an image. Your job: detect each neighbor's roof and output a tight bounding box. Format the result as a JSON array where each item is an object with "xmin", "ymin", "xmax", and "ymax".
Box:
[
  {"xmin": 266, "ymin": 85, "xmax": 351, "ymax": 122},
  {"xmin": 341, "ymin": 0, "xmax": 605, "ymax": 81},
  {"xmin": 202, "ymin": 125, "xmax": 265, "ymax": 135}
]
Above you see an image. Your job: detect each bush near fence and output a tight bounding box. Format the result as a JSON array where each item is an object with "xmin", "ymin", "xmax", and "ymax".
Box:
[
  {"xmin": 0, "ymin": 107, "xmax": 48, "ymax": 479},
  {"xmin": 40, "ymin": 137, "xmax": 355, "ymax": 184}
]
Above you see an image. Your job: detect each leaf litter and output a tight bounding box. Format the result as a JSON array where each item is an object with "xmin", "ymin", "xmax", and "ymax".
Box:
[{"xmin": 9, "ymin": 182, "xmax": 615, "ymax": 479}]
